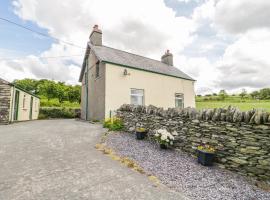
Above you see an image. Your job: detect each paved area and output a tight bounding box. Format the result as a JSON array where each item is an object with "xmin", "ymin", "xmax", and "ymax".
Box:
[{"xmin": 0, "ymin": 119, "xmax": 186, "ymax": 200}]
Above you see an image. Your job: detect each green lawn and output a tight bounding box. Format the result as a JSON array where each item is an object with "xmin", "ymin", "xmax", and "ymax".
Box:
[{"xmin": 196, "ymin": 100, "xmax": 270, "ymax": 111}]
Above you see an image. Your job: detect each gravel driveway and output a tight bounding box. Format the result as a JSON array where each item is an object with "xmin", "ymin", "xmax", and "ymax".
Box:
[
  {"xmin": 0, "ymin": 120, "xmax": 187, "ymax": 200},
  {"xmin": 105, "ymin": 132, "xmax": 270, "ymax": 200}
]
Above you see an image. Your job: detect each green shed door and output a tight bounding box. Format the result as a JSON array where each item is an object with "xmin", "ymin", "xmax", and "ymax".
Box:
[
  {"xmin": 13, "ymin": 90, "xmax": 20, "ymax": 121},
  {"xmin": 29, "ymin": 97, "xmax": 33, "ymax": 120}
]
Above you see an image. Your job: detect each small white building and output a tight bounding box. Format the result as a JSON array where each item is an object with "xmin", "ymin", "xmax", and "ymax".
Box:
[
  {"xmin": 0, "ymin": 78, "xmax": 40, "ymax": 124},
  {"xmin": 79, "ymin": 25, "xmax": 196, "ymax": 121}
]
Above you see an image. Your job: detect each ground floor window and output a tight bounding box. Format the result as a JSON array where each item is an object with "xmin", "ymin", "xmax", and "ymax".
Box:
[
  {"xmin": 130, "ymin": 89, "xmax": 144, "ymax": 106},
  {"xmin": 175, "ymin": 93, "xmax": 184, "ymax": 108}
]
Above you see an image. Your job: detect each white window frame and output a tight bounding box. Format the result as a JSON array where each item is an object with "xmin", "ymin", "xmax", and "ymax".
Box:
[
  {"xmin": 175, "ymin": 93, "xmax": 184, "ymax": 108},
  {"xmin": 130, "ymin": 88, "xmax": 144, "ymax": 106}
]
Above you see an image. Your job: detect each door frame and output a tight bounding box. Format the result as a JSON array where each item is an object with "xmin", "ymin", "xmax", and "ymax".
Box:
[
  {"xmin": 29, "ymin": 96, "xmax": 33, "ymax": 120},
  {"xmin": 13, "ymin": 90, "xmax": 20, "ymax": 121}
]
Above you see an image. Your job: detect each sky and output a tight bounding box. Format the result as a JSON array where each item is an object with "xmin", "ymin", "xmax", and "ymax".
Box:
[{"xmin": 0, "ymin": 0, "xmax": 270, "ymax": 94}]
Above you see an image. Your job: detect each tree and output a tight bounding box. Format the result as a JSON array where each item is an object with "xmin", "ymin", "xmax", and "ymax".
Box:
[
  {"xmin": 12, "ymin": 78, "xmax": 81, "ymax": 105},
  {"xmin": 56, "ymin": 82, "xmax": 68, "ymax": 103},
  {"xmin": 250, "ymin": 91, "xmax": 259, "ymax": 99},
  {"xmin": 13, "ymin": 79, "xmax": 39, "ymax": 94},
  {"xmin": 67, "ymin": 85, "xmax": 81, "ymax": 103},
  {"xmin": 240, "ymin": 88, "xmax": 247, "ymax": 99},
  {"xmin": 219, "ymin": 89, "xmax": 228, "ymax": 100},
  {"xmin": 38, "ymin": 80, "xmax": 58, "ymax": 101},
  {"xmin": 259, "ymin": 88, "xmax": 270, "ymax": 99}
]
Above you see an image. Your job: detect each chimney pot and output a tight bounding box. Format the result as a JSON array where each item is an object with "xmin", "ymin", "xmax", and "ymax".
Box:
[
  {"xmin": 161, "ymin": 49, "xmax": 173, "ymax": 66},
  {"xmin": 90, "ymin": 24, "xmax": 102, "ymax": 46}
]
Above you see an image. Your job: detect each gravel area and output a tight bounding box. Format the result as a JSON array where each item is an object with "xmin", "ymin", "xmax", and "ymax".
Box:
[{"xmin": 105, "ymin": 132, "xmax": 270, "ymax": 200}]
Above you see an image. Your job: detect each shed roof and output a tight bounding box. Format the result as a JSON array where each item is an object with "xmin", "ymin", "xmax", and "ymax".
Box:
[{"xmin": 0, "ymin": 77, "xmax": 40, "ymax": 99}]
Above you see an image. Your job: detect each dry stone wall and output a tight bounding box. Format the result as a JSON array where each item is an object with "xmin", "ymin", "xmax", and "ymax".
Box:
[
  {"xmin": 117, "ymin": 104, "xmax": 270, "ymax": 181},
  {"xmin": 0, "ymin": 80, "xmax": 11, "ymax": 124}
]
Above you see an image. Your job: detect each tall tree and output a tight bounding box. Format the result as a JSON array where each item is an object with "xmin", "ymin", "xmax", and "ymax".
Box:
[
  {"xmin": 219, "ymin": 89, "xmax": 228, "ymax": 100},
  {"xmin": 13, "ymin": 79, "xmax": 38, "ymax": 94},
  {"xmin": 240, "ymin": 88, "xmax": 247, "ymax": 99}
]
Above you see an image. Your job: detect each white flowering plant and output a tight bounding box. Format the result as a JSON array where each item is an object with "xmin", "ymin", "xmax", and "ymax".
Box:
[{"xmin": 154, "ymin": 129, "xmax": 178, "ymax": 146}]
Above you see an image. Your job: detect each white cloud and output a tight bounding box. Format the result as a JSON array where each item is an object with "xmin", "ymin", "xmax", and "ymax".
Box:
[
  {"xmin": 2, "ymin": 0, "xmax": 198, "ymax": 84},
  {"xmin": 176, "ymin": 54, "xmax": 219, "ymax": 93},
  {"xmin": 216, "ymin": 29, "xmax": 270, "ymax": 90},
  {"xmin": 1, "ymin": 0, "xmax": 270, "ymax": 94},
  {"xmin": 215, "ymin": 0, "xmax": 270, "ymax": 34}
]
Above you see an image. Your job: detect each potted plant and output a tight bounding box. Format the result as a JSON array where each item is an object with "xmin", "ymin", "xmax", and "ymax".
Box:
[
  {"xmin": 197, "ymin": 144, "xmax": 215, "ymax": 166},
  {"xmin": 136, "ymin": 127, "xmax": 148, "ymax": 140},
  {"xmin": 154, "ymin": 129, "xmax": 177, "ymax": 149}
]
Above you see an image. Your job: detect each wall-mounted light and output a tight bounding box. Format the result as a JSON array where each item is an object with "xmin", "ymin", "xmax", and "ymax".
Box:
[{"xmin": 123, "ymin": 69, "xmax": 131, "ymax": 76}]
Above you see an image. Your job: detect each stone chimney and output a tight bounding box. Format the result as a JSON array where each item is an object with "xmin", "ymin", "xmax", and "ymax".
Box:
[
  {"xmin": 161, "ymin": 50, "xmax": 173, "ymax": 66},
  {"xmin": 89, "ymin": 25, "xmax": 102, "ymax": 46}
]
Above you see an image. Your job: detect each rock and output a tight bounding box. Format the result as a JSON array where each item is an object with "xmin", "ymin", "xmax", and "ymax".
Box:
[
  {"xmin": 262, "ymin": 112, "xmax": 269, "ymax": 123},
  {"xmin": 192, "ymin": 119, "xmax": 200, "ymax": 124},
  {"xmin": 254, "ymin": 125, "xmax": 270, "ymax": 130},
  {"xmin": 228, "ymin": 157, "xmax": 248, "ymax": 165},
  {"xmin": 258, "ymin": 159, "xmax": 270, "ymax": 166},
  {"xmin": 246, "ymin": 146, "xmax": 261, "ymax": 150},
  {"xmin": 240, "ymin": 148, "xmax": 267, "ymax": 155},
  {"xmin": 233, "ymin": 110, "xmax": 243, "ymax": 122},
  {"xmin": 128, "ymin": 126, "xmax": 135, "ymax": 132}
]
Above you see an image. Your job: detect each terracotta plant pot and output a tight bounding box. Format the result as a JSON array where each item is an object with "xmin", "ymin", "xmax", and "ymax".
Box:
[{"xmin": 197, "ymin": 150, "xmax": 215, "ymax": 166}]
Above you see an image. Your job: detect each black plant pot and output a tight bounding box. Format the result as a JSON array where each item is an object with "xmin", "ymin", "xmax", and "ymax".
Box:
[
  {"xmin": 160, "ymin": 144, "xmax": 168, "ymax": 149},
  {"xmin": 197, "ymin": 150, "xmax": 215, "ymax": 166},
  {"xmin": 136, "ymin": 131, "xmax": 147, "ymax": 140}
]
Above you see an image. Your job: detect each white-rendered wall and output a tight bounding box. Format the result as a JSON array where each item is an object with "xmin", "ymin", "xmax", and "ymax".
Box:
[
  {"xmin": 105, "ymin": 63, "xmax": 195, "ymax": 118},
  {"xmin": 10, "ymin": 87, "xmax": 40, "ymax": 121}
]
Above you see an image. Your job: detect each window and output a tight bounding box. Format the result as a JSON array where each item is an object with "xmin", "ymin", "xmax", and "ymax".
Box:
[
  {"xmin": 95, "ymin": 61, "xmax": 100, "ymax": 78},
  {"xmin": 175, "ymin": 93, "xmax": 184, "ymax": 108},
  {"xmin": 23, "ymin": 94, "xmax": 27, "ymax": 109},
  {"xmin": 130, "ymin": 89, "xmax": 144, "ymax": 106}
]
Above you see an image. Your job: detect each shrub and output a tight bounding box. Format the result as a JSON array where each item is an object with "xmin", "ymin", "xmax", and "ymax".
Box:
[
  {"xmin": 40, "ymin": 98, "xmax": 80, "ymax": 108},
  {"xmin": 39, "ymin": 107, "xmax": 80, "ymax": 119},
  {"xmin": 103, "ymin": 117, "xmax": 123, "ymax": 131}
]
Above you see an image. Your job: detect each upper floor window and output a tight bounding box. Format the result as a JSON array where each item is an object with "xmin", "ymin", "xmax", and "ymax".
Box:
[
  {"xmin": 175, "ymin": 93, "xmax": 184, "ymax": 108},
  {"xmin": 96, "ymin": 61, "xmax": 100, "ymax": 78},
  {"xmin": 131, "ymin": 89, "xmax": 144, "ymax": 106}
]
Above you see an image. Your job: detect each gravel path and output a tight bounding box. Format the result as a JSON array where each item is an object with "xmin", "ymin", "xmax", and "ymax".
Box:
[{"xmin": 105, "ymin": 132, "xmax": 270, "ymax": 200}]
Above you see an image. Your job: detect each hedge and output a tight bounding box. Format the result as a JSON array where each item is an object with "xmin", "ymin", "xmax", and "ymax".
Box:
[{"xmin": 39, "ymin": 107, "xmax": 80, "ymax": 119}]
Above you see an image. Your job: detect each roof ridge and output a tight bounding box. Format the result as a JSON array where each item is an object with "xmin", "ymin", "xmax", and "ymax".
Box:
[{"xmin": 101, "ymin": 45, "xmax": 172, "ymax": 67}]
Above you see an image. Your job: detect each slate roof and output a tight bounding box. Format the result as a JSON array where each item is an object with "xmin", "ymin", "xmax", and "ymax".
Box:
[
  {"xmin": 0, "ymin": 77, "xmax": 10, "ymax": 85},
  {"xmin": 79, "ymin": 44, "xmax": 195, "ymax": 82},
  {"xmin": 0, "ymin": 77, "xmax": 40, "ymax": 98},
  {"xmin": 91, "ymin": 45, "xmax": 194, "ymax": 81}
]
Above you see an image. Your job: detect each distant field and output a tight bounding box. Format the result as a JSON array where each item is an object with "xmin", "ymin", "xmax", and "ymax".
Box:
[
  {"xmin": 196, "ymin": 101, "xmax": 270, "ymax": 111},
  {"xmin": 196, "ymin": 96, "xmax": 270, "ymax": 111}
]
